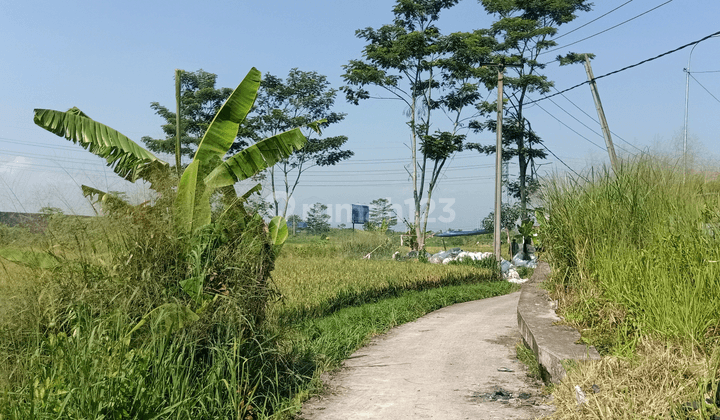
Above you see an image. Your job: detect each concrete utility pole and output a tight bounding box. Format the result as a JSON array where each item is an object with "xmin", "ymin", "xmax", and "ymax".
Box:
[
  {"xmin": 175, "ymin": 69, "xmax": 183, "ymax": 179},
  {"xmin": 493, "ymin": 67, "xmax": 504, "ymax": 263},
  {"xmin": 478, "ymin": 62, "xmax": 520, "ymax": 263},
  {"xmin": 584, "ymin": 55, "xmax": 619, "ymax": 171}
]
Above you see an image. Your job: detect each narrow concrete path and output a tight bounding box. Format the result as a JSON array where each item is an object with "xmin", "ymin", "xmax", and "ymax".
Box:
[{"xmin": 298, "ymin": 292, "xmax": 553, "ymax": 420}]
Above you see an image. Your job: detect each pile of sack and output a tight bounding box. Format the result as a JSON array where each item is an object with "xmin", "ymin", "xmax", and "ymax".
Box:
[{"xmin": 423, "ymin": 247, "xmax": 538, "ymax": 284}]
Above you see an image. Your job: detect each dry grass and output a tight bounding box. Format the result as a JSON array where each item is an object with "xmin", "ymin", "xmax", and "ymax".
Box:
[{"xmin": 550, "ymin": 338, "xmax": 720, "ymax": 419}]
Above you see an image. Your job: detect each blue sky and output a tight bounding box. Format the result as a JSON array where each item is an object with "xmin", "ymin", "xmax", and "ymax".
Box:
[{"xmin": 1, "ymin": 0, "xmax": 719, "ymax": 230}]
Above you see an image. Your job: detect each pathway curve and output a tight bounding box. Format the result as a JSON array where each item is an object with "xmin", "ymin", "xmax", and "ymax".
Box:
[{"xmin": 298, "ymin": 291, "xmax": 553, "ymax": 419}]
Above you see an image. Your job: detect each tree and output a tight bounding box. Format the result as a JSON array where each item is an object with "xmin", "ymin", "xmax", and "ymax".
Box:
[
  {"xmin": 142, "ymin": 69, "xmax": 233, "ymax": 160},
  {"xmin": 369, "ymin": 198, "xmax": 397, "ymax": 228},
  {"xmin": 306, "ymin": 203, "xmax": 330, "ymax": 235},
  {"xmin": 234, "ymin": 68, "xmax": 353, "ymax": 218},
  {"xmin": 286, "ymin": 214, "xmax": 304, "ymax": 235},
  {"xmin": 342, "ymin": 0, "xmax": 494, "ymax": 251},
  {"xmin": 468, "ymin": 0, "xmax": 593, "ymax": 218},
  {"xmin": 481, "ymin": 202, "xmax": 520, "ymax": 243}
]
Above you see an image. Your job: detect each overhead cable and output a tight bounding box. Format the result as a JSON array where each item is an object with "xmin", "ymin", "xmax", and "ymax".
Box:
[
  {"xmin": 553, "ymin": 0, "xmax": 635, "ymax": 41},
  {"xmin": 541, "ymin": 0, "xmax": 675, "ymax": 56},
  {"xmin": 551, "ymin": 87, "xmax": 645, "ymax": 153},
  {"xmin": 528, "ymin": 29, "xmax": 720, "ymax": 105},
  {"xmin": 689, "ymin": 73, "xmax": 720, "ymax": 105}
]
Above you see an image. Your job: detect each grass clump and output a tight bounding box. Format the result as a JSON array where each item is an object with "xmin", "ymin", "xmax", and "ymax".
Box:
[
  {"xmin": 542, "ymin": 156, "xmax": 720, "ymax": 354},
  {"xmin": 541, "ymin": 155, "xmax": 720, "ymax": 417},
  {"xmin": 0, "ymin": 204, "xmax": 296, "ymax": 419},
  {"xmin": 516, "ymin": 341, "xmax": 543, "ymax": 382}
]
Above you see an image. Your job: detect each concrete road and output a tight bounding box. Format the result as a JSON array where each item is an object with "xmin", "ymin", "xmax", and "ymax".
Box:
[{"xmin": 298, "ymin": 291, "xmax": 553, "ymax": 420}]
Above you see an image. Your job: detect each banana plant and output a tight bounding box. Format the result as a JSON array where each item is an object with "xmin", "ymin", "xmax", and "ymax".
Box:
[{"xmin": 26, "ymin": 67, "xmax": 305, "ymax": 298}]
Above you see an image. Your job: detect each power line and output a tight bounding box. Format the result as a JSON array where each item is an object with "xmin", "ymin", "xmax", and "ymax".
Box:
[
  {"xmin": 689, "ymin": 73, "xmax": 720, "ymax": 104},
  {"xmin": 543, "ymin": 146, "xmax": 589, "ymax": 182},
  {"xmin": 553, "ymin": 0, "xmax": 635, "ymax": 41},
  {"xmin": 551, "ymin": 87, "xmax": 645, "ymax": 153},
  {"xmin": 692, "ymin": 70, "xmax": 720, "ymax": 74},
  {"xmin": 541, "ymin": 0, "xmax": 674, "ymax": 56},
  {"xmin": 534, "ymin": 99, "xmax": 637, "ymax": 155},
  {"xmin": 528, "ymin": 30, "xmax": 720, "ymax": 105},
  {"xmin": 533, "ymin": 102, "xmax": 606, "ymax": 151}
]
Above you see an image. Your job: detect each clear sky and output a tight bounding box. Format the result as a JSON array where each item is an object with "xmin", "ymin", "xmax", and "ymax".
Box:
[{"xmin": 1, "ymin": 0, "xmax": 719, "ymax": 230}]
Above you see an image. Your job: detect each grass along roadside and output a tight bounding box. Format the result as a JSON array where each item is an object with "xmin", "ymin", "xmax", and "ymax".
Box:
[
  {"xmin": 0, "ymin": 219, "xmax": 511, "ymax": 419},
  {"xmin": 540, "ymin": 156, "xmax": 720, "ymax": 418}
]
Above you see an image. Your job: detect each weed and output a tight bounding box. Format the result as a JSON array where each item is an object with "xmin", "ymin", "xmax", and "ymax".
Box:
[{"xmin": 516, "ymin": 341, "xmax": 543, "ymax": 382}]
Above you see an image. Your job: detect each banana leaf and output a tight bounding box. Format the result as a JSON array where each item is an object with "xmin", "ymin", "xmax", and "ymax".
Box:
[
  {"xmin": 175, "ymin": 160, "xmax": 209, "ymax": 235},
  {"xmin": 81, "ymin": 185, "xmax": 131, "ymax": 214},
  {"xmin": 33, "ymin": 107, "xmax": 167, "ymax": 182},
  {"xmin": 193, "ymin": 68, "xmax": 261, "ymax": 163},
  {"xmin": 204, "ymin": 128, "xmax": 307, "ymax": 190}
]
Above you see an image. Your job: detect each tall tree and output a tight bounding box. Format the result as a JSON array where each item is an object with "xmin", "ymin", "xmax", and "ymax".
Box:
[
  {"xmin": 468, "ymin": 0, "xmax": 593, "ymax": 218},
  {"xmin": 342, "ymin": 0, "xmax": 494, "ymax": 251},
  {"xmin": 234, "ymin": 68, "xmax": 353, "ymax": 218},
  {"xmin": 369, "ymin": 198, "xmax": 398, "ymax": 228},
  {"xmin": 143, "ymin": 69, "xmax": 233, "ymax": 160}
]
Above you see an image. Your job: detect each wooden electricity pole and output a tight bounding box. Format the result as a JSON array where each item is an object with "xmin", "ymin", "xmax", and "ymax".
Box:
[{"xmin": 584, "ymin": 55, "xmax": 619, "ymax": 171}]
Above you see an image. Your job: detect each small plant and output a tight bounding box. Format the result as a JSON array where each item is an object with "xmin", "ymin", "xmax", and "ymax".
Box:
[
  {"xmin": 516, "ymin": 266, "xmax": 534, "ymax": 279},
  {"xmin": 516, "ymin": 341, "xmax": 543, "ymax": 382}
]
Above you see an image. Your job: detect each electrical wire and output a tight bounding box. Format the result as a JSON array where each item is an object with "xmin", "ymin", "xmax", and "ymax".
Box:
[
  {"xmin": 543, "ymin": 146, "xmax": 590, "ymax": 182},
  {"xmin": 689, "ymin": 73, "xmax": 720, "ymax": 105},
  {"xmin": 553, "ymin": 0, "xmax": 635, "ymax": 41},
  {"xmin": 551, "ymin": 87, "xmax": 645, "ymax": 153},
  {"xmin": 533, "ymin": 102, "xmax": 606, "ymax": 151},
  {"xmin": 527, "ymin": 30, "xmax": 720, "ymax": 105},
  {"xmin": 541, "ymin": 0, "xmax": 675, "ymax": 56}
]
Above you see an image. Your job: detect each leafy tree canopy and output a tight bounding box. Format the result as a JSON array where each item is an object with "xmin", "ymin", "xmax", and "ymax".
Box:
[
  {"xmin": 469, "ymin": 0, "xmax": 593, "ymax": 217},
  {"xmin": 369, "ymin": 198, "xmax": 398, "ymax": 228},
  {"xmin": 143, "ymin": 69, "xmax": 233, "ymax": 159},
  {"xmin": 236, "ymin": 68, "xmax": 353, "ymax": 217},
  {"xmin": 342, "ymin": 0, "xmax": 495, "ymax": 251},
  {"xmin": 306, "ymin": 203, "xmax": 330, "ymax": 235}
]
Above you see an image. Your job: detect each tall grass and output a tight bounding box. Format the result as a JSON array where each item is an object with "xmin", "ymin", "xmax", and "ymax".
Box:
[
  {"xmin": 0, "ymin": 206, "xmax": 510, "ymax": 418},
  {"xmin": 542, "ymin": 156, "xmax": 720, "ymax": 354},
  {"xmin": 542, "ymin": 156, "xmax": 720, "ymax": 418}
]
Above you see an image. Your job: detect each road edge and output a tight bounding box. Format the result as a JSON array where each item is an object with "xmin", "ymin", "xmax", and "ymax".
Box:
[{"xmin": 516, "ymin": 261, "xmax": 601, "ymax": 383}]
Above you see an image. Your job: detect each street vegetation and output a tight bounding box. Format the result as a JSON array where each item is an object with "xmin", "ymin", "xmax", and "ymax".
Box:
[
  {"xmin": 0, "ymin": 219, "xmax": 510, "ymax": 418},
  {"xmin": 541, "ymin": 156, "xmax": 720, "ymax": 419}
]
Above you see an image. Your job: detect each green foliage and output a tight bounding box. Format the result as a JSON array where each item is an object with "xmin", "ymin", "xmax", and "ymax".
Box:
[
  {"xmin": 236, "ymin": 68, "xmax": 353, "ymax": 217},
  {"xmin": 542, "ymin": 156, "xmax": 720, "ymax": 355},
  {"xmin": 481, "ymin": 202, "xmax": 521, "ymax": 233},
  {"xmin": 369, "ymin": 198, "xmax": 398, "ymax": 228},
  {"xmin": 342, "ymin": 0, "xmax": 494, "ymax": 249},
  {"xmin": 469, "ymin": 0, "xmax": 592, "ymax": 216},
  {"xmin": 306, "ymin": 203, "xmax": 331, "ymax": 235},
  {"xmin": 33, "ymin": 107, "xmax": 168, "ymax": 182},
  {"xmin": 142, "ymin": 69, "xmax": 234, "ymax": 159}
]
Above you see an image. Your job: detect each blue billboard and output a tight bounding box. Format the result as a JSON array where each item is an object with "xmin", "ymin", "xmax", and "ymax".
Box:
[{"xmin": 352, "ymin": 204, "xmax": 370, "ymax": 224}]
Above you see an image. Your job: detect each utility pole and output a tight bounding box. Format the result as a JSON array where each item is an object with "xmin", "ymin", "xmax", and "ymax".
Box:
[
  {"xmin": 584, "ymin": 55, "xmax": 619, "ymax": 171},
  {"xmin": 174, "ymin": 69, "xmax": 183, "ymax": 179},
  {"xmin": 479, "ymin": 62, "xmax": 520, "ymax": 263},
  {"xmin": 493, "ymin": 67, "xmax": 504, "ymax": 263}
]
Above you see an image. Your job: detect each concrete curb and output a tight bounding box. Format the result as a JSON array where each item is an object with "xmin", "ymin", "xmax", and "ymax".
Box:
[{"xmin": 517, "ymin": 261, "xmax": 601, "ymax": 383}]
